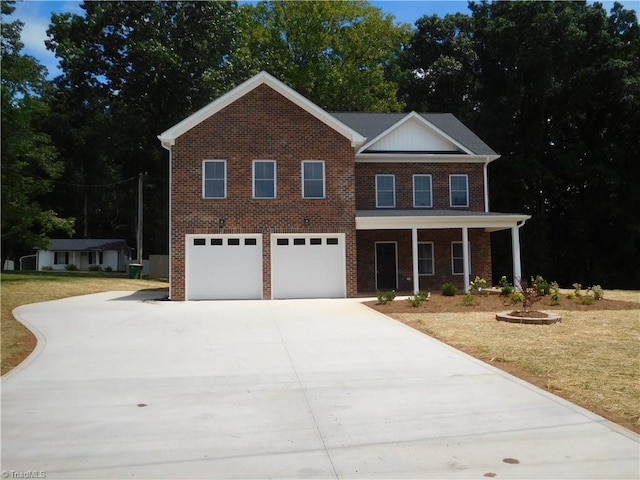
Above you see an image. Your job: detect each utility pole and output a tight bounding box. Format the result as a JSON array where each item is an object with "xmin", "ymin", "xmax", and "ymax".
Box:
[{"xmin": 137, "ymin": 172, "xmax": 143, "ymax": 262}]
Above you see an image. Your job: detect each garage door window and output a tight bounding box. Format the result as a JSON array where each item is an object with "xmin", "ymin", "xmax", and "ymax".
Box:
[{"xmin": 253, "ymin": 160, "xmax": 276, "ymax": 198}]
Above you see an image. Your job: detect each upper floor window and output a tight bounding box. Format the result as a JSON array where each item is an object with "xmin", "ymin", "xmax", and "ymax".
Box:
[
  {"xmin": 376, "ymin": 174, "xmax": 395, "ymax": 208},
  {"xmin": 253, "ymin": 160, "xmax": 276, "ymax": 198},
  {"xmin": 203, "ymin": 160, "xmax": 226, "ymax": 199},
  {"xmin": 413, "ymin": 174, "xmax": 433, "ymax": 208},
  {"xmin": 450, "ymin": 174, "xmax": 469, "ymax": 207},
  {"xmin": 302, "ymin": 161, "xmax": 325, "ymax": 198},
  {"xmin": 418, "ymin": 242, "xmax": 434, "ymax": 275}
]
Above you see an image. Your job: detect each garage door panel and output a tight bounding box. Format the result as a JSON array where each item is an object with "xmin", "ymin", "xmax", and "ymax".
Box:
[
  {"xmin": 186, "ymin": 235, "xmax": 262, "ymax": 300},
  {"xmin": 271, "ymin": 234, "xmax": 346, "ymax": 299}
]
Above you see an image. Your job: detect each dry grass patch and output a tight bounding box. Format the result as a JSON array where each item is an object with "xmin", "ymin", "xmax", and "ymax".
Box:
[
  {"xmin": 377, "ymin": 289, "xmax": 640, "ymax": 433},
  {"xmin": 1, "ymin": 271, "xmax": 168, "ymax": 375}
]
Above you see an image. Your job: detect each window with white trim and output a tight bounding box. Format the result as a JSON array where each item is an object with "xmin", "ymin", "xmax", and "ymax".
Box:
[
  {"xmin": 302, "ymin": 161, "xmax": 325, "ymax": 198},
  {"xmin": 413, "ymin": 175, "xmax": 433, "ymax": 208},
  {"xmin": 418, "ymin": 242, "xmax": 434, "ymax": 275},
  {"xmin": 89, "ymin": 251, "xmax": 103, "ymax": 265},
  {"xmin": 253, "ymin": 160, "xmax": 276, "ymax": 198},
  {"xmin": 376, "ymin": 174, "xmax": 395, "ymax": 208},
  {"xmin": 203, "ymin": 160, "xmax": 226, "ymax": 199},
  {"xmin": 450, "ymin": 174, "xmax": 469, "ymax": 207},
  {"xmin": 451, "ymin": 242, "xmax": 470, "ymax": 275}
]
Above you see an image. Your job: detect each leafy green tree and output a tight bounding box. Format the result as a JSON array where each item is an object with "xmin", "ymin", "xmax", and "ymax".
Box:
[
  {"xmin": 1, "ymin": 0, "xmax": 74, "ymax": 262},
  {"xmin": 401, "ymin": 0, "xmax": 640, "ymax": 288},
  {"xmin": 238, "ymin": 0, "xmax": 410, "ymax": 111},
  {"xmin": 45, "ymin": 1, "xmax": 241, "ymax": 254}
]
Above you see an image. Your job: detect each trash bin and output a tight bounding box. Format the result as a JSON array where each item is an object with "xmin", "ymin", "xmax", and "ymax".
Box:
[{"xmin": 128, "ymin": 263, "xmax": 144, "ymax": 279}]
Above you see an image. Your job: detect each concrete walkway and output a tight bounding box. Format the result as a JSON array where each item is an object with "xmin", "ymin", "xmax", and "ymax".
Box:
[{"xmin": 2, "ymin": 292, "xmax": 638, "ymax": 479}]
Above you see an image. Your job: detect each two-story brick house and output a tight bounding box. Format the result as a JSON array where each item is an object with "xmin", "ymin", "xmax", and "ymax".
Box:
[{"xmin": 159, "ymin": 71, "xmax": 529, "ymax": 300}]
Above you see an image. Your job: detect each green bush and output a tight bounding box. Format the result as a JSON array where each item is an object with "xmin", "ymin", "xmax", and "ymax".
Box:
[
  {"xmin": 65, "ymin": 264, "xmax": 79, "ymax": 271},
  {"xmin": 40, "ymin": 265, "xmax": 53, "ymax": 271},
  {"xmin": 469, "ymin": 276, "xmax": 487, "ymax": 295},
  {"xmin": 572, "ymin": 283, "xmax": 582, "ymax": 297},
  {"xmin": 104, "ymin": 266, "xmax": 113, "ymax": 272},
  {"xmin": 441, "ymin": 283, "xmax": 457, "ymax": 296},
  {"xmin": 497, "ymin": 276, "xmax": 513, "ymax": 296},
  {"xmin": 376, "ymin": 290, "xmax": 396, "ymax": 305},
  {"xmin": 581, "ymin": 294, "xmax": 595, "ymax": 305},
  {"xmin": 88, "ymin": 265, "xmax": 102, "ymax": 272},
  {"xmin": 462, "ymin": 293, "xmax": 476, "ymax": 306},
  {"xmin": 549, "ymin": 281, "xmax": 560, "ymax": 306},
  {"xmin": 532, "ymin": 275, "xmax": 550, "ymax": 296},
  {"xmin": 589, "ymin": 285, "xmax": 605, "ymax": 300},
  {"xmin": 407, "ymin": 290, "xmax": 430, "ymax": 308},
  {"xmin": 510, "ymin": 292, "xmax": 525, "ymax": 305}
]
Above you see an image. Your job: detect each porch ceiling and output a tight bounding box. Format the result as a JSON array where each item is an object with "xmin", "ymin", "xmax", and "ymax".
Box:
[{"xmin": 355, "ymin": 209, "xmax": 530, "ymax": 232}]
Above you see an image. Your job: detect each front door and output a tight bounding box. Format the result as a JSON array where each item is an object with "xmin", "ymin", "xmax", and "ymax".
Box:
[{"xmin": 375, "ymin": 242, "xmax": 397, "ymax": 290}]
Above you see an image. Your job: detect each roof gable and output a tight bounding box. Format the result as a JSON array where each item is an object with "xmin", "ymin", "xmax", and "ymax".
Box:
[
  {"xmin": 360, "ymin": 112, "xmax": 468, "ymax": 154},
  {"xmin": 158, "ymin": 71, "xmax": 365, "ymax": 148}
]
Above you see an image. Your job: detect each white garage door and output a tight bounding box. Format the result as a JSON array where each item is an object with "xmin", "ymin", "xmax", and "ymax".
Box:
[
  {"xmin": 185, "ymin": 234, "xmax": 262, "ymax": 300},
  {"xmin": 271, "ymin": 234, "xmax": 346, "ymax": 299}
]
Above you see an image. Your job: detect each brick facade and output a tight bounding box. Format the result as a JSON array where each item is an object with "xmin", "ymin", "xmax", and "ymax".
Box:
[
  {"xmin": 170, "ymin": 84, "xmax": 357, "ymax": 300},
  {"xmin": 356, "ymin": 229, "xmax": 492, "ymax": 293},
  {"xmin": 355, "ymin": 162, "xmax": 486, "ymax": 211}
]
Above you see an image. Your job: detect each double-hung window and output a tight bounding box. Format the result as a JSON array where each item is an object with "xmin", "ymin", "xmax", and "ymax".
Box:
[
  {"xmin": 450, "ymin": 174, "xmax": 469, "ymax": 207},
  {"xmin": 89, "ymin": 251, "xmax": 103, "ymax": 265},
  {"xmin": 302, "ymin": 161, "xmax": 325, "ymax": 198},
  {"xmin": 452, "ymin": 242, "xmax": 470, "ymax": 275},
  {"xmin": 54, "ymin": 252, "xmax": 69, "ymax": 265},
  {"xmin": 203, "ymin": 160, "xmax": 226, "ymax": 199},
  {"xmin": 376, "ymin": 174, "xmax": 395, "ymax": 208},
  {"xmin": 418, "ymin": 242, "xmax": 434, "ymax": 275},
  {"xmin": 253, "ymin": 160, "xmax": 276, "ymax": 198},
  {"xmin": 413, "ymin": 175, "xmax": 433, "ymax": 208}
]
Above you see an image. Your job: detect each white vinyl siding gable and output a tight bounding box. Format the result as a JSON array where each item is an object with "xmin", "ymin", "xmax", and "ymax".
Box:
[
  {"xmin": 450, "ymin": 174, "xmax": 469, "ymax": 207},
  {"xmin": 302, "ymin": 161, "xmax": 325, "ymax": 198},
  {"xmin": 413, "ymin": 174, "xmax": 433, "ymax": 208},
  {"xmin": 376, "ymin": 174, "xmax": 395, "ymax": 208},
  {"xmin": 253, "ymin": 160, "xmax": 276, "ymax": 199},
  {"xmin": 203, "ymin": 160, "xmax": 226, "ymax": 199}
]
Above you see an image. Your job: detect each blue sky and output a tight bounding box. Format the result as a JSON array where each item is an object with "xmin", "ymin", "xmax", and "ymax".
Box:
[{"xmin": 8, "ymin": 0, "xmax": 639, "ymax": 79}]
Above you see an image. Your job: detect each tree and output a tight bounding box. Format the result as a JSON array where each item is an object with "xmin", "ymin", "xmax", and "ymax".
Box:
[
  {"xmin": 400, "ymin": 0, "xmax": 640, "ymax": 288},
  {"xmin": 238, "ymin": 0, "xmax": 410, "ymax": 112},
  {"xmin": 45, "ymin": 1, "xmax": 241, "ymax": 254},
  {"xmin": 1, "ymin": 0, "xmax": 74, "ymax": 262}
]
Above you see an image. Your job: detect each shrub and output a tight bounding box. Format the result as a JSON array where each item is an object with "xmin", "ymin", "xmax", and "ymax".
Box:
[
  {"xmin": 497, "ymin": 276, "xmax": 513, "ymax": 296},
  {"xmin": 40, "ymin": 265, "xmax": 53, "ymax": 271},
  {"xmin": 532, "ymin": 275, "xmax": 551, "ymax": 296},
  {"xmin": 65, "ymin": 264, "xmax": 78, "ymax": 271},
  {"xmin": 572, "ymin": 283, "xmax": 582, "ymax": 297},
  {"xmin": 589, "ymin": 285, "xmax": 605, "ymax": 300},
  {"xmin": 462, "ymin": 293, "xmax": 476, "ymax": 306},
  {"xmin": 376, "ymin": 290, "xmax": 396, "ymax": 305},
  {"xmin": 566, "ymin": 292, "xmax": 575, "ymax": 300},
  {"xmin": 407, "ymin": 290, "xmax": 430, "ymax": 307},
  {"xmin": 550, "ymin": 282, "xmax": 560, "ymax": 306},
  {"xmin": 441, "ymin": 283, "xmax": 457, "ymax": 296},
  {"xmin": 88, "ymin": 265, "xmax": 101, "ymax": 272},
  {"xmin": 469, "ymin": 276, "xmax": 487, "ymax": 295},
  {"xmin": 581, "ymin": 294, "xmax": 595, "ymax": 305},
  {"xmin": 510, "ymin": 292, "xmax": 525, "ymax": 305},
  {"xmin": 104, "ymin": 266, "xmax": 113, "ymax": 272}
]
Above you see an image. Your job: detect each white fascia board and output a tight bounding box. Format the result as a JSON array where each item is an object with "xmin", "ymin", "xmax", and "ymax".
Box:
[
  {"xmin": 355, "ymin": 153, "xmax": 500, "ymax": 163},
  {"xmin": 157, "ymin": 71, "xmax": 365, "ymax": 148},
  {"xmin": 355, "ymin": 214, "xmax": 531, "ymax": 231},
  {"xmin": 357, "ymin": 111, "xmax": 474, "ymax": 155}
]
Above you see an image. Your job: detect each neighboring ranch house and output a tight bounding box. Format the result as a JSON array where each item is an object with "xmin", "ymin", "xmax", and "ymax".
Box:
[
  {"xmin": 37, "ymin": 239, "xmax": 131, "ymax": 272},
  {"xmin": 159, "ymin": 71, "xmax": 530, "ymax": 301}
]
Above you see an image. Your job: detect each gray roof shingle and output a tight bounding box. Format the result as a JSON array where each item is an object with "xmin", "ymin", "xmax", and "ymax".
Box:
[{"xmin": 43, "ymin": 239, "xmax": 130, "ymax": 251}]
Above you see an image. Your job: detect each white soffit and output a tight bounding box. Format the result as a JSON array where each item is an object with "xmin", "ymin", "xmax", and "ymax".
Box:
[
  {"xmin": 158, "ymin": 71, "xmax": 366, "ymax": 149},
  {"xmin": 358, "ymin": 111, "xmax": 474, "ymax": 155}
]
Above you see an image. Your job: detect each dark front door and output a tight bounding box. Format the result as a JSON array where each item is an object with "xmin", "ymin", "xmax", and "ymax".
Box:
[{"xmin": 376, "ymin": 242, "xmax": 397, "ymax": 290}]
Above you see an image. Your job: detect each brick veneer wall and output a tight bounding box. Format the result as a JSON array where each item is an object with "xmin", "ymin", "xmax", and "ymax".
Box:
[
  {"xmin": 356, "ymin": 228, "xmax": 492, "ymax": 293},
  {"xmin": 169, "ymin": 84, "xmax": 357, "ymax": 300},
  {"xmin": 355, "ymin": 162, "xmax": 486, "ymax": 211}
]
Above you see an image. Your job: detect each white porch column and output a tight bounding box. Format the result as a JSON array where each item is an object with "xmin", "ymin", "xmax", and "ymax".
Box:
[
  {"xmin": 512, "ymin": 224, "xmax": 522, "ymax": 288},
  {"xmin": 412, "ymin": 227, "xmax": 419, "ymax": 294},
  {"xmin": 462, "ymin": 226, "xmax": 470, "ymax": 293}
]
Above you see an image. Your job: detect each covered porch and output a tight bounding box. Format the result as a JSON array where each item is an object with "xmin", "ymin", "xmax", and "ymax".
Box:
[{"xmin": 356, "ymin": 210, "xmax": 531, "ymax": 293}]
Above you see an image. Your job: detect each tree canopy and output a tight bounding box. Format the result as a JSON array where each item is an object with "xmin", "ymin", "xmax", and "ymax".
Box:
[{"xmin": 3, "ymin": 0, "xmax": 639, "ymax": 288}]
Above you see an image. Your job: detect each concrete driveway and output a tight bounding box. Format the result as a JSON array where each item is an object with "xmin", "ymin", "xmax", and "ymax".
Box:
[{"xmin": 2, "ymin": 292, "xmax": 638, "ymax": 479}]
